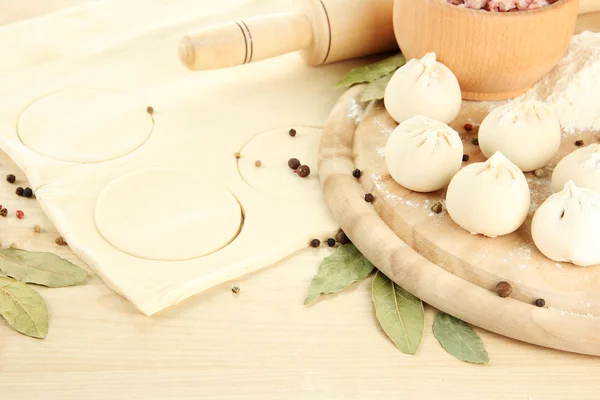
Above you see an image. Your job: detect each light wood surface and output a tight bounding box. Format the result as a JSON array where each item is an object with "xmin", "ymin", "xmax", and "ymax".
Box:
[
  {"xmin": 179, "ymin": 0, "xmax": 398, "ymax": 70},
  {"xmin": 394, "ymin": 0, "xmax": 581, "ymax": 100},
  {"xmin": 2, "ymin": 2, "xmax": 600, "ymax": 400}
]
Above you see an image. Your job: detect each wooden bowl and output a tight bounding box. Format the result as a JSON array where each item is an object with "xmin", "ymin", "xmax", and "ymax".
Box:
[{"xmin": 393, "ymin": 0, "xmax": 580, "ymax": 100}]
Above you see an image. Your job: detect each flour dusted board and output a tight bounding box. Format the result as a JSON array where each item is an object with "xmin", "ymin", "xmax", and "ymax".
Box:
[{"xmin": 0, "ymin": 0, "xmax": 367, "ymax": 315}]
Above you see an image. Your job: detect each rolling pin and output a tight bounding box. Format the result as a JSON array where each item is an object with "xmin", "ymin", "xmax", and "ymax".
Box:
[{"xmin": 178, "ymin": 0, "xmax": 397, "ymax": 70}]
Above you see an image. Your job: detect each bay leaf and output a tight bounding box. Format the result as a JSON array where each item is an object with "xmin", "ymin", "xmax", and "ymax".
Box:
[
  {"xmin": 304, "ymin": 243, "xmax": 374, "ymax": 305},
  {"xmin": 0, "ymin": 277, "xmax": 48, "ymax": 338},
  {"xmin": 372, "ymin": 270, "xmax": 424, "ymax": 354},
  {"xmin": 0, "ymin": 248, "xmax": 87, "ymax": 287},
  {"xmin": 433, "ymin": 312, "xmax": 489, "ymax": 364},
  {"xmin": 360, "ymin": 73, "xmax": 393, "ymax": 102},
  {"xmin": 336, "ymin": 53, "xmax": 406, "ymax": 89}
]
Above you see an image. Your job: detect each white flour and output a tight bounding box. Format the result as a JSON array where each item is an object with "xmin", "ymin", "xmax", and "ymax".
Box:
[{"xmin": 517, "ymin": 31, "xmax": 600, "ymax": 134}]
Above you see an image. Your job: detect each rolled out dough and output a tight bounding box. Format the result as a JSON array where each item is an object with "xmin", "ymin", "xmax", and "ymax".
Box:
[{"xmin": 0, "ymin": 0, "xmax": 361, "ymax": 315}]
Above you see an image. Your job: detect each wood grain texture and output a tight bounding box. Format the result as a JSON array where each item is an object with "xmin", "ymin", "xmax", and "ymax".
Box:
[
  {"xmin": 2, "ymin": 3, "xmax": 600, "ymax": 400},
  {"xmin": 394, "ymin": 0, "xmax": 580, "ymax": 100},
  {"xmin": 318, "ymin": 86, "xmax": 600, "ymax": 356}
]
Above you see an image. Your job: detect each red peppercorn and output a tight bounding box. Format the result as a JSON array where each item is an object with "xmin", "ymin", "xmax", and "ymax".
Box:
[
  {"xmin": 16, "ymin": 210, "xmax": 24, "ymax": 219},
  {"xmin": 464, "ymin": 123, "xmax": 473, "ymax": 131}
]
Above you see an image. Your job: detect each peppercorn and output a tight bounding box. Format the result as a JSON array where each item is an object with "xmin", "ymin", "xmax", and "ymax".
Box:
[
  {"xmin": 234, "ymin": 152, "xmax": 241, "ymax": 159},
  {"xmin": 23, "ymin": 187, "xmax": 33, "ymax": 198},
  {"xmin": 364, "ymin": 193, "xmax": 375, "ymax": 203},
  {"xmin": 231, "ymin": 286, "xmax": 240, "ymax": 294},
  {"xmin": 336, "ymin": 231, "xmax": 350, "ymax": 244},
  {"xmin": 255, "ymin": 160, "xmax": 262, "ymax": 167},
  {"xmin": 146, "ymin": 106, "xmax": 154, "ymax": 115},
  {"xmin": 495, "ymin": 281, "xmax": 512, "ymax": 298},
  {"xmin": 534, "ymin": 169, "xmax": 545, "ymax": 178},
  {"xmin": 289, "ymin": 128, "xmax": 297, "ymax": 137},
  {"xmin": 0, "ymin": 208, "xmax": 7, "ymax": 217},
  {"xmin": 431, "ymin": 202, "xmax": 443, "ymax": 214},
  {"xmin": 6, "ymin": 174, "xmax": 15, "ymax": 184},
  {"xmin": 55, "ymin": 236, "xmax": 67, "ymax": 246},
  {"xmin": 15, "ymin": 210, "xmax": 24, "ymax": 219},
  {"xmin": 534, "ymin": 298, "xmax": 545, "ymax": 307},
  {"xmin": 310, "ymin": 238, "xmax": 320, "ymax": 248},
  {"xmin": 297, "ymin": 165, "xmax": 311, "ymax": 178},
  {"xmin": 464, "ymin": 123, "xmax": 473, "ymax": 131},
  {"xmin": 15, "ymin": 187, "xmax": 24, "ymax": 196},
  {"xmin": 471, "ymin": 137, "xmax": 479, "ymax": 146},
  {"xmin": 33, "ymin": 224, "xmax": 41, "ymax": 233},
  {"xmin": 327, "ymin": 238, "xmax": 336, "ymax": 247},
  {"xmin": 352, "ymin": 169, "xmax": 362, "ymax": 179},
  {"xmin": 288, "ymin": 158, "xmax": 301, "ymax": 170},
  {"xmin": 575, "ymin": 140, "xmax": 584, "ymax": 147},
  {"xmin": 462, "ymin": 154, "xmax": 470, "ymax": 162}
]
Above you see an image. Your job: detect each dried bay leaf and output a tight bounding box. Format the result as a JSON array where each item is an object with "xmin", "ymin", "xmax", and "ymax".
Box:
[
  {"xmin": 336, "ymin": 53, "xmax": 406, "ymax": 89},
  {"xmin": 0, "ymin": 248, "xmax": 87, "ymax": 287},
  {"xmin": 304, "ymin": 244, "xmax": 374, "ymax": 305},
  {"xmin": 0, "ymin": 277, "xmax": 48, "ymax": 338},
  {"xmin": 372, "ymin": 270, "xmax": 424, "ymax": 354},
  {"xmin": 360, "ymin": 73, "xmax": 393, "ymax": 102},
  {"xmin": 433, "ymin": 312, "xmax": 489, "ymax": 364}
]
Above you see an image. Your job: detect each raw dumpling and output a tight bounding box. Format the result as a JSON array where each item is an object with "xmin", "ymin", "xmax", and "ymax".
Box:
[
  {"xmin": 385, "ymin": 115, "xmax": 463, "ymax": 192},
  {"xmin": 446, "ymin": 151, "xmax": 530, "ymax": 237},
  {"xmin": 384, "ymin": 52, "xmax": 462, "ymax": 124},
  {"xmin": 551, "ymin": 144, "xmax": 600, "ymax": 193},
  {"xmin": 478, "ymin": 100, "xmax": 561, "ymax": 172},
  {"xmin": 532, "ymin": 181, "xmax": 600, "ymax": 266}
]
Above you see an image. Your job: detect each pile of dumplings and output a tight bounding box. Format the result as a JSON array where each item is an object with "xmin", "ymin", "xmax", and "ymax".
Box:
[{"xmin": 382, "ymin": 52, "xmax": 600, "ymax": 267}]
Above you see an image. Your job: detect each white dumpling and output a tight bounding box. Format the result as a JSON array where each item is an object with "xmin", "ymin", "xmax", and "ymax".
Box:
[
  {"xmin": 384, "ymin": 52, "xmax": 462, "ymax": 125},
  {"xmin": 532, "ymin": 181, "xmax": 600, "ymax": 266},
  {"xmin": 551, "ymin": 144, "xmax": 600, "ymax": 193},
  {"xmin": 385, "ymin": 115, "xmax": 463, "ymax": 192},
  {"xmin": 478, "ymin": 100, "xmax": 561, "ymax": 172},
  {"xmin": 446, "ymin": 151, "xmax": 530, "ymax": 237}
]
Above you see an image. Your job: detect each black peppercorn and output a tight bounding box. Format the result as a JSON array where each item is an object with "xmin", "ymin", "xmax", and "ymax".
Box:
[
  {"xmin": 431, "ymin": 202, "xmax": 443, "ymax": 214},
  {"xmin": 15, "ymin": 187, "xmax": 24, "ymax": 196},
  {"xmin": 0, "ymin": 208, "xmax": 7, "ymax": 217},
  {"xmin": 336, "ymin": 231, "xmax": 350, "ymax": 244},
  {"xmin": 289, "ymin": 128, "xmax": 297, "ymax": 137},
  {"xmin": 352, "ymin": 169, "xmax": 362, "ymax": 178},
  {"xmin": 495, "ymin": 281, "xmax": 512, "ymax": 298},
  {"xmin": 310, "ymin": 239, "xmax": 320, "ymax": 248},
  {"xmin": 534, "ymin": 298, "xmax": 545, "ymax": 307},
  {"xmin": 327, "ymin": 238, "xmax": 336, "ymax": 247},
  {"xmin": 575, "ymin": 140, "xmax": 584, "ymax": 147},
  {"xmin": 23, "ymin": 187, "xmax": 33, "ymax": 198},
  {"xmin": 471, "ymin": 137, "xmax": 479, "ymax": 146},
  {"xmin": 297, "ymin": 165, "xmax": 310, "ymax": 178},
  {"xmin": 288, "ymin": 158, "xmax": 301, "ymax": 170},
  {"xmin": 462, "ymin": 154, "xmax": 470, "ymax": 162},
  {"xmin": 364, "ymin": 193, "xmax": 375, "ymax": 203},
  {"xmin": 6, "ymin": 174, "xmax": 15, "ymax": 184}
]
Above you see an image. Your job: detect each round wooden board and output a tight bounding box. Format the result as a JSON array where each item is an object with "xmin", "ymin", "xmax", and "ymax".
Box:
[{"xmin": 319, "ymin": 85, "xmax": 600, "ymax": 356}]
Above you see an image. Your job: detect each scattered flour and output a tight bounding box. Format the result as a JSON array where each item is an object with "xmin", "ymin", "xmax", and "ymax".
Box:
[{"xmin": 347, "ymin": 99, "xmax": 365, "ymax": 124}]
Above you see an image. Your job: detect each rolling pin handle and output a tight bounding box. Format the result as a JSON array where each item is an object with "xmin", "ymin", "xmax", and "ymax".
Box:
[{"xmin": 179, "ymin": 12, "xmax": 314, "ymax": 71}]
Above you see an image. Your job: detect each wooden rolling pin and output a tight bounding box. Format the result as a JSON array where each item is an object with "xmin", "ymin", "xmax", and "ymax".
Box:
[{"xmin": 178, "ymin": 0, "xmax": 397, "ymax": 70}]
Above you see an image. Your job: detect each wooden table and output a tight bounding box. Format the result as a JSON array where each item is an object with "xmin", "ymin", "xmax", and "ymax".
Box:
[{"xmin": 1, "ymin": 2, "xmax": 599, "ymax": 399}]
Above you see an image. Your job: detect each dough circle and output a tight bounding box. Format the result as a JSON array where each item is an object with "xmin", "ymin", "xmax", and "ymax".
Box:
[
  {"xmin": 445, "ymin": 151, "xmax": 530, "ymax": 237},
  {"xmin": 95, "ymin": 168, "xmax": 242, "ymax": 261},
  {"xmin": 552, "ymin": 144, "xmax": 600, "ymax": 193},
  {"xmin": 532, "ymin": 181, "xmax": 600, "ymax": 266},
  {"xmin": 18, "ymin": 90, "xmax": 153, "ymax": 163},
  {"xmin": 384, "ymin": 52, "xmax": 462, "ymax": 124},
  {"xmin": 238, "ymin": 126, "xmax": 323, "ymax": 203},
  {"xmin": 478, "ymin": 100, "xmax": 561, "ymax": 172},
  {"xmin": 385, "ymin": 115, "xmax": 463, "ymax": 192}
]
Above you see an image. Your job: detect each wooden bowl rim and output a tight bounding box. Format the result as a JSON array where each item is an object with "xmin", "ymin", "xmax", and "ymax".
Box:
[{"xmin": 414, "ymin": 0, "xmax": 578, "ymax": 19}]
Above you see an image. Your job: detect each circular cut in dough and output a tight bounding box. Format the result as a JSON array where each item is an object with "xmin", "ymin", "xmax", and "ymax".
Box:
[
  {"xmin": 385, "ymin": 115, "xmax": 463, "ymax": 192},
  {"xmin": 384, "ymin": 52, "xmax": 462, "ymax": 125},
  {"xmin": 95, "ymin": 168, "xmax": 242, "ymax": 261},
  {"xmin": 18, "ymin": 90, "xmax": 153, "ymax": 163},
  {"xmin": 478, "ymin": 100, "xmax": 561, "ymax": 172},
  {"xmin": 532, "ymin": 181, "xmax": 600, "ymax": 266},
  {"xmin": 446, "ymin": 151, "xmax": 530, "ymax": 237},
  {"xmin": 238, "ymin": 126, "xmax": 323, "ymax": 203},
  {"xmin": 551, "ymin": 144, "xmax": 600, "ymax": 193}
]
